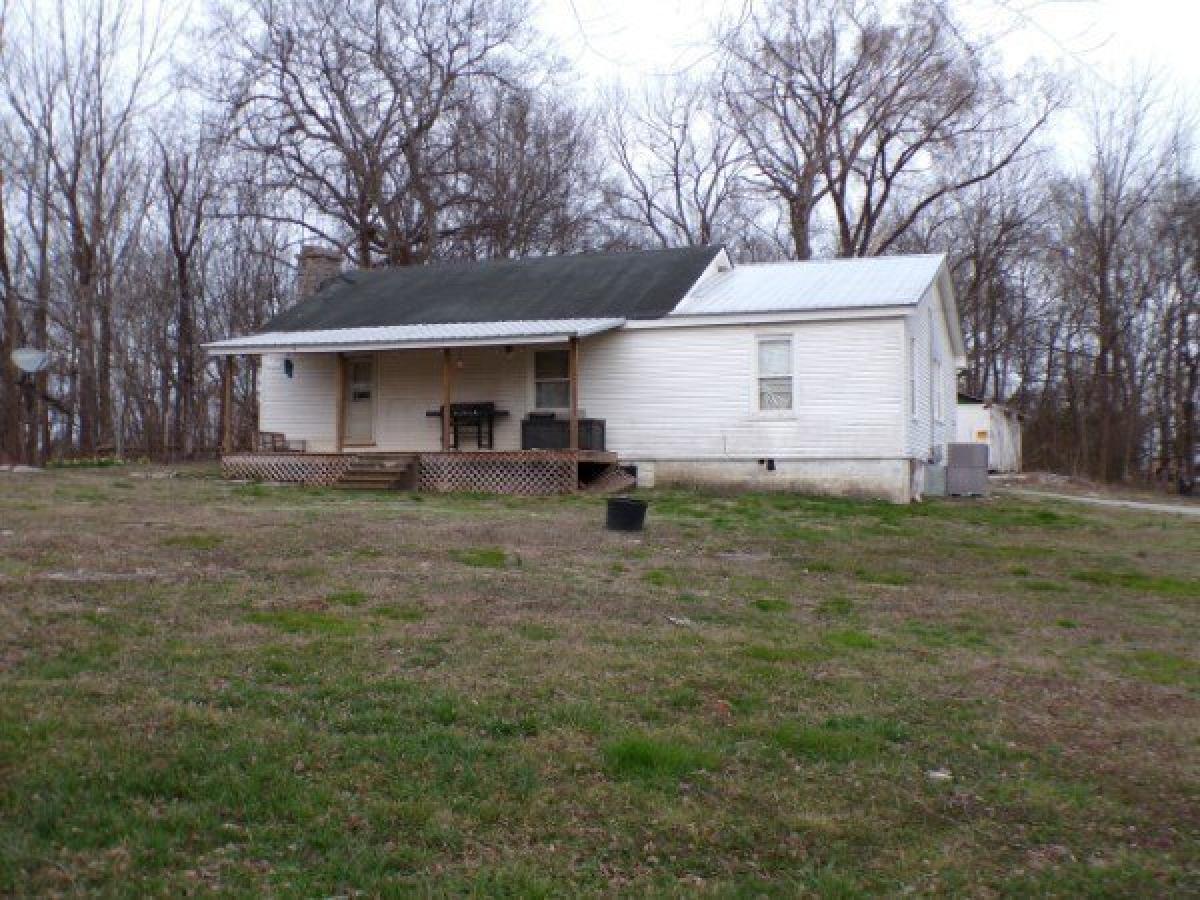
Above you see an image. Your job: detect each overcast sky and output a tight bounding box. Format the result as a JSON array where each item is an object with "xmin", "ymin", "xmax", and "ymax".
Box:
[{"xmin": 535, "ymin": 0, "xmax": 1200, "ymax": 109}]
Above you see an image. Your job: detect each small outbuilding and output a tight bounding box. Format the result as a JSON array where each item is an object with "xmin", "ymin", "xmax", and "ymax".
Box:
[{"xmin": 955, "ymin": 393, "xmax": 1023, "ymax": 473}]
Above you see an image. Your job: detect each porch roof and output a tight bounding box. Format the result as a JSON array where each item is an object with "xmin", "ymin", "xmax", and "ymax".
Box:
[{"xmin": 202, "ymin": 318, "xmax": 625, "ymax": 356}]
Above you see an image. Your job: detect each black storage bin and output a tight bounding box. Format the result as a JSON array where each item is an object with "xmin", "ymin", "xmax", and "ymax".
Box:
[{"xmin": 606, "ymin": 497, "xmax": 647, "ymax": 532}]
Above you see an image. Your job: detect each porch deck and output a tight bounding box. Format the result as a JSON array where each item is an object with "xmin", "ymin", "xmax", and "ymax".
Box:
[{"xmin": 221, "ymin": 449, "xmax": 621, "ymax": 495}]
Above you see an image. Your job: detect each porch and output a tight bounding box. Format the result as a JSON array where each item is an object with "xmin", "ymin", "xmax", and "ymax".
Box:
[
  {"xmin": 220, "ymin": 449, "xmax": 622, "ymax": 494},
  {"xmin": 205, "ymin": 318, "xmax": 630, "ymax": 494}
]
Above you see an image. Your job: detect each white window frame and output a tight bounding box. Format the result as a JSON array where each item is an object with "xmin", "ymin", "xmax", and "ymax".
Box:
[
  {"xmin": 755, "ymin": 334, "xmax": 795, "ymax": 416},
  {"xmin": 532, "ymin": 347, "xmax": 571, "ymax": 411}
]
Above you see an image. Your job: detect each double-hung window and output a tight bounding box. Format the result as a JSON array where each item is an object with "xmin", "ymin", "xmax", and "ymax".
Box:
[
  {"xmin": 534, "ymin": 349, "xmax": 570, "ymax": 409},
  {"xmin": 757, "ymin": 336, "xmax": 793, "ymax": 411}
]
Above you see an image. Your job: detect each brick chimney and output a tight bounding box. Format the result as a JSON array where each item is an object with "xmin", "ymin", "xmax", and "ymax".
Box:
[{"xmin": 295, "ymin": 245, "xmax": 343, "ymax": 299}]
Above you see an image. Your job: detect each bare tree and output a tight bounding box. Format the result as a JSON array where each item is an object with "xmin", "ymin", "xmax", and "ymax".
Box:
[
  {"xmin": 1049, "ymin": 81, "xmax": 1169, "ymax": 480},
  {"xmin": 158, "ymin": 125, "xmax": 222, "ymax": 457},
  {"xmin": 3, "ymin": 0, "xmax": 163, "ymax": 453},
  {"xmin": 455, "ymin": 87, "xmax": 599, "ymax": 258},
  {"xmin": 219, "ymin": 0, "xmax": 531, "ymax": 268},
  {"xmin": 602, "ymin": 78, "xmax": 752, "ymax": 250},
  {"xmin": 721, "ymin": 0, "xmax": 1059, "ymax": 258}
]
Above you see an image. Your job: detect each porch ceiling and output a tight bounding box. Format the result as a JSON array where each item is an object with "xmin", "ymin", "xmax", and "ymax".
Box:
[{"xmin": 202, "ymin": 318, "xmax": 625, "ymax": 356}]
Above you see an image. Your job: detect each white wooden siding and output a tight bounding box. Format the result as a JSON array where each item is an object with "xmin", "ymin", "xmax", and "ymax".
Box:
[
  {"xmin": 258, "ymin": 317, "xmax": 911, "ymax": 460},
  {"xmin": 260, "ymin": 353, "xmax": 339, "ymax": 451},
  {"xmin": 578, "ymin": 319, "xmax": 906, "ymax": 459},
  {"xmin": 904, "ymin": 283, "xmax": 958, "ymax": 460}
]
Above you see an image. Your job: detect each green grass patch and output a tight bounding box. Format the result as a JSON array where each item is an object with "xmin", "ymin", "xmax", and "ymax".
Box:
[
  {"xmin": 751, "ymin": 596, "xmax": 791, "ymax": 613},
  {"xmin": 160, "ymin": 532, "xmax": 223, "ymax": 551},
  {"xmin": 816, "ymin": 596, "xmax": 856, "ymax": 617},
  {"xmin": 642, "ymin": 568, "xmax": 681, "ymax": 588},
  {"xmin": 374, "ymin": 602, "xmax": 426, "ymax": 622},
  {"xmin": 918, "ymin": 503, "xmax": 1088, "ymax": 529},
  {"xmin": 854, "ymin": 568, "xmax": 914, "ymax": 586},
  {"xmin": 1118, "ymin": 650, "xmax": 1200, "ymax": 690},
  {"xmin": 1026, "ymin": 578, "xmax": 1069, "ymax": 593},
  {"xmin": 772, "ymin": 715, "xmax": 908, "ymax": 763},
  {"xmin": 47, "ymin": 456, "xmax": 125, "ymax": 468},
  {"xmin": 741, "ymin": 643, "xmax": 826, "ymax": 664},
  {"xmin": 603, "ymin": 733, "xmax": 720, "ymax": 780},
  {"xmin": 451, "ymin": 547, "xmax": 508, "ymax": 568},
  {"xmin": 245, "ymin": 609, "xmax": 361, "ymax": 635},
  {"xmin": 903, "ymin": 620, "xmax": 990, "ymax": 649},
  {"xmin": 516, "ymin": 623, "xmax": 559, "ymax": 641},
  {"xmin": 1070, "ymin": 569, "xmax": 1200, "ymax": 598},
  {"xmin": 824, "ymin": 628, "xmax": 879, "ymax": 650},
  {"xmin": 326, "ymin": 589, "xmax": 368, "ymax": 606},
  {"xmin": 22, "ymin": 640, "xmax": 120, "ymax": 680}
]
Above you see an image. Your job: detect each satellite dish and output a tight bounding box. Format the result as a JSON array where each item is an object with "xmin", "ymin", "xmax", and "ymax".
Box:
[{"xmin": 11, "ymin": 348, "xmax": 50, "ymax": 374}]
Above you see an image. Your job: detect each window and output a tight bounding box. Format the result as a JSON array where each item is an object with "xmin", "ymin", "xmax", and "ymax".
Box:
[
  {"xmin": 757, "ymin": 336, "xmax": 793, "ymax": 411},
  {"xmin": 349, "ymin": 359, "xmax": 373, "ymax": 401},
  {"xmin": 534, "ymin": 349, "xmax": 570, "ymax": 409}
]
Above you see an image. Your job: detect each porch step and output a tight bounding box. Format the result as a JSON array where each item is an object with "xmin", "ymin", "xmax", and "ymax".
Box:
[
  {"xmin": 582, "ymin": 464, "xmax": 637, "ymax": 494},
  {"xmin": 333, "ymin": 455, "xmax": 416, "ymax": 491}
]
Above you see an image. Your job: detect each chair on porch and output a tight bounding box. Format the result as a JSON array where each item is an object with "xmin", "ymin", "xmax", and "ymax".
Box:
[{"xmin": 256, "ymin": 431, "xmax": 307, "ymax": 453}]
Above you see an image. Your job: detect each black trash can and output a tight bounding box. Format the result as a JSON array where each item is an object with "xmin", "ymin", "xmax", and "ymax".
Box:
[{"xmin": 606, "ymin": 496, "xmax": 647, "ymax": 532}]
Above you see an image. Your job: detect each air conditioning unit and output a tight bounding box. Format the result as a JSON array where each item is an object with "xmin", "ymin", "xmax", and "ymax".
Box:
[{"xmin": 946, "ymin": 443, "xmax": 988, "ymax": 496}]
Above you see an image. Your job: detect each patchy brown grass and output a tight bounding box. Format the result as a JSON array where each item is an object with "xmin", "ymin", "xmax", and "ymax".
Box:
[{"xmin": 0, "ymin": 466, "xmax": 1197, "ymax": 895}]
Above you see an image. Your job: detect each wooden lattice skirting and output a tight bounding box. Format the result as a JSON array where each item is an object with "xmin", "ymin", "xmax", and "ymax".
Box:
[
  {"xmin": 222, "ymin": 453, "xmax": 353, "ymax": 487},
  {"xmin": 417, "ymin": 451, "xmax": 577, "ymax": 495}
]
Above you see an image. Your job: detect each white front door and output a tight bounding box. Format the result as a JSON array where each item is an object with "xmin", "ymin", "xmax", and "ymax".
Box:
[{"xmin": 343, "ymin": 355, "xmax": 375, "ymax": 445}]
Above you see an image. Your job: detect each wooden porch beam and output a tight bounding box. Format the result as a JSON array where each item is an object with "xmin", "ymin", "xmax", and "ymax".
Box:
[
  {"xmin": 334, "ymin": 353, "xmax": 347, "ymax": 453},
  {"xmin": 568, "ymin": 335, "xmax": 579, "ymax": 451},
  {"xmin": 441, "ymin": 348, "xmax": 453, "ymax": 451},
  {"xmin": 221, "ymin": 356, "xmax": 234, "ymax": 454}
]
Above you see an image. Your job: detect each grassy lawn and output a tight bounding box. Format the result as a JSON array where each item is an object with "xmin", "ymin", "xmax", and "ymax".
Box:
[{"xmin": 0, "ymin": 467, "xmax": 1197, "ymax": 896}]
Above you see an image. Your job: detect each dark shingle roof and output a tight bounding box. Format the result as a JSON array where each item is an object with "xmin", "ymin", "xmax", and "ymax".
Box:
[{"xmin": 265, "ymin": 246, "xmax": 723, "ymax": 332}]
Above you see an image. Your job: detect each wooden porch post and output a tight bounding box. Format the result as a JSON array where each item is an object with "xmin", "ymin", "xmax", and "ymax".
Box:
[
  {"xmin": 441, "ymin": 348, "xmax": 453, "ymax": 451},
  {"xmin": 568, "ymin": 335, "xmax": 579, "ymax": 451},
  {"xmin": 334, "ymin": 353, "xmax": 346, "ymax": 452},
  {"xmin": 221, "ymin": 355, "xmax": 234, "ymax": 454}
]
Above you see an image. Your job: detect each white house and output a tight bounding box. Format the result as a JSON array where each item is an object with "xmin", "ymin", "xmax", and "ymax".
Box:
[
  {"xmin": 955, "ymin": 394, "xmax": 1023, "ymax": 473},
  {"xmin": 205, "ymin": 246, "xmax": 965, "ymax": 502}
]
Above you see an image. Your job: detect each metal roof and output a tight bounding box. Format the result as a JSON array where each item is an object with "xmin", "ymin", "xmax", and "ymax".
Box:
[
  {"xmin": 263, "ymin": 245, "xmax": 721, "ymax": 332},
  {"xmin": 203, "ymin": 318, "xmax": 625, "ymax": 356},
  {"xmin": 671, "ymin": 254, "xmax": 948, "ymax": 316}
]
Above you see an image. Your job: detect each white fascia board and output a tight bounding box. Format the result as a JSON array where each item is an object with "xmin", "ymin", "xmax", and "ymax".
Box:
[
  {"xmin": 935, "ymin": 263, "xmax": 968, "ymax": 362},
  {"xmin": 621, "ymin": 304, "xmax": 915, "ymax": 330},
  {"xmin": 675, "ymin": 246, "xmax": 734, "ymax": 303},
  {"xmin": 204, "ymin": 333, "xmax": 579, "ymax": 356},
  {"xmin": 203, "ymin": 318, "xmax": 625, "ymax": 356}
]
